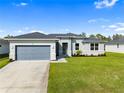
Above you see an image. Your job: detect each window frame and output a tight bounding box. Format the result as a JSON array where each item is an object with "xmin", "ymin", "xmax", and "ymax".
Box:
[
  {"xmin": 75, "ymin": 43, "xmax": 79, "ymax": 50},
  {"xmin": 90, "ymin": 43, "xmax": 99, "ymax": 51},
  {"xmin": 95, "ymin": 43, "xmax": 99, "ymax": 50},
  {"xmin": 90, "ymin": 43, "xmax": 94, "ymax": 50}
]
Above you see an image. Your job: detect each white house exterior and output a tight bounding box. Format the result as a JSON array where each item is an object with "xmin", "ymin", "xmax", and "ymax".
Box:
[
  {"xmin": 0, "ymin": 39, "xmax": 9, "ymax": 55},
  {"xmin": 5, "ymin": 32, "xmax": 105, "ymax": 61},
  {"xmin": 58, "ymin": 38, "xmax": 105, "ymax": 56},
  {"xmin": 106, "ymin": 39, "xmax": 124, "ymax": 53},
  {"xmin": 8, "ymin": 39, "xmax": 57, "ymax": 61}
]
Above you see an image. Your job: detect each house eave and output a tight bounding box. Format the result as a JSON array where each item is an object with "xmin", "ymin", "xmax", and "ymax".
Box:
[
  {"xmin": 4, "ymin": 38, "xmax": 59, "ymax": 41},
  {"xmin": 82, "ymin": 41, "xmax": 106, "ymax": 43}
]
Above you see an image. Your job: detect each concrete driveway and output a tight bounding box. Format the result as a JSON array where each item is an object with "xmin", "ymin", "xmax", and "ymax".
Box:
[{"xmin": 0, "ymin": 61, "xmax": 50, "ymax": 93}]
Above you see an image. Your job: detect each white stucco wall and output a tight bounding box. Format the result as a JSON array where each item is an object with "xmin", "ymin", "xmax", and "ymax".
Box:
[
  {"xmin": 9, "ymin": 40, "xmax": 56, "ymax": 61},
  {"xmin": 106, "ymin": 44, "xmax": 124, "ymax": 53},
  {"xmin": 82, "ymin": 43, "xmax": 105, "ymax": 55},
  {"xmin": 72, "ymin": 39, "xmax": 105, "ymax": 56},
  {"xmin": 0, "ymin": 41, "xmax": 9, "ymax": 54},
  {"xmin": 9, "ymin": 38, "xmax": 106, "ymax": 60}
]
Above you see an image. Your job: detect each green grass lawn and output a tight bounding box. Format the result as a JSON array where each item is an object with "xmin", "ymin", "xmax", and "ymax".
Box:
[
  {"xmin": 0, "ymin": 57, "xmax": 9, "ymax": 68},
  {"xmin": 48, "ymin": 52, "xmax": 124, "ymax": 93}
]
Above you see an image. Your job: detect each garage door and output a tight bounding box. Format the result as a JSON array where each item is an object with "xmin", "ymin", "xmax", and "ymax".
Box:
[{"xmin": 16, "ymin": 45, "xmax": 50, "ymax": 60}]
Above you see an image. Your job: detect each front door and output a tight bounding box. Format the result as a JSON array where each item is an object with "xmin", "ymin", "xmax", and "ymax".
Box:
[
  {"xmin": 62, "ymin": 43, "xmax": 68, "ymax": 56},
  {"xmin": 56, "ymin": 42, "xmax": 59, "ymax": 57}
]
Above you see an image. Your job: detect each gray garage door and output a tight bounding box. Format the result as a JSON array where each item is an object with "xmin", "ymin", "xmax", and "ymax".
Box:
[{"xmin": 16, "ymin": 45, "xmax": 50, "ymax": 60}]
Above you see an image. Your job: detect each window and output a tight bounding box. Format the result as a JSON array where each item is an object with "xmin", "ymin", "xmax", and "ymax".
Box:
[
  {"xmin": 62, "ymin": 43, "xmax": 68, "ymax": 55},
  {"xmin": 75, "ymin": 43, "xmax": 79, "ymax": 50},
  {"xmin": 90, "ymin": 43, "xmax": 94, "ymax": 50},
  {"xmin": 90, "ymin": 43, "xmax": 99, "ymax": 50},
  {"xmin": 95, "ymin": 43, "xmax": 99, "ymax": 50},
  {"xmin": 117, "ymin": 44, "xmax": 119, "ymax": 48}
]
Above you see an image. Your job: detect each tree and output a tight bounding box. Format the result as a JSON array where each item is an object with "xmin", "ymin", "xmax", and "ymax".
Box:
[
  {"xmin": 4, "ymin": 35, "xmax": 13, "ymax": 38},
  {"xmin": 96, "ymin": 34, "xmax": 104, "ymax": 40},
  {"xmin": 89, "ymin": 34, "xmax": 111, "ymax": 41},
  {"xmin": 112, "ymin": 34, "xmax": 124, "ymax": 40},
  {"xmin": 89, "ymin": 34, "xmax": 96, "ymax": 38},
  {"xmin": 80, "ymin": 32, "xmax": 87, "ymax": 38},
  {"xmin": 107, "ymin": 36, "xmax": 112, "ymax": 41}
]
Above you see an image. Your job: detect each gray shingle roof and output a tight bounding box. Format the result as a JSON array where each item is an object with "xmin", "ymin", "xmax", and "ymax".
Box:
[
  {"xmin": 106, "ymin": 38, "xmax": 124, "ymax": 44},
  {"xmin": 6, "ymin": 32, "xmax": 105, "ymax": 43},
  {"xmin": 8, "ymin": 32, "xmax": 81, "ymax": 39},
  {"xmin": 82, "ymin": 38, "xmax": 106, "ymax": 43},
  {"xmin": 13, "ymin": 32, "xmax": 46, "ymax": 38},
  {"xmin": 48, "ymin": 33, "xmax": 80, "ymax": 37}
]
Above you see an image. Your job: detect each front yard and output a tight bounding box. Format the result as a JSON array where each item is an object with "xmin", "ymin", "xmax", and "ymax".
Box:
[
  {"xmin": 48, "ymin": 52, "xmax": 124, "ymax": 93},
  {"xmin": 0, "ymin": 57, "xmax": 9, "ymax": 68}
]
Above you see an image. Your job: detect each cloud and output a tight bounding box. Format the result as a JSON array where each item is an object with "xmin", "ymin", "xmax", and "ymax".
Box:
[
  {"xmin": 101, "ymin": 25, "xmax": 106, "ymax": 28},
  {"xmin": 117, "ymin": 23, "xmax": 124, "ymax": 26},
  {"xmin": 108, "ymin": 25, "xmax": 118, "ymax": 28},
  {"xmin": 94, "ymin": 0, "xmax": 118, "ymax": 9},
  {"xmin": 13, "ymin": 2, "xmax": 28, "ymax": 7},
  {"xmin": 65, "ymin": 28, "xmax": 70, "ymax": 32},
  {"xmin": 115, "ymin": 27, "xmax": 124, "ymax": 32},
  {"xmin": 103, "ymin": 22, "xmax": 124, "ymax": 32},
  {"xmin": 98, "ymin": 18, "xmax": 109, "ymax": 22},
  {"xmin": 88, "ymin": 18, "xmax": 109, "ymax": 24},
  {"xmin": 24, "ymin": 27, "xmax": 30, "ymax": 30},
  {"xmin": 20, "ymin": 2, "xmax": 28, "ymax": 6},
  {"xmin": 15, "ymin": 27, "xmax": 48, "ymax": 35},
  {"xmin": 17, "ymin": 30, "xmax": 23, "ymax": 33},
  {"xmin": 88, "ymin": 19, "xmax": 97, "ymax": 23},
  {"xmin": 30, "ymin": 29, "xmax": 47, "ymax": 34},
  {"xmin": 0, "ymin": 30, "xmax": 4, "ymax": 33}
]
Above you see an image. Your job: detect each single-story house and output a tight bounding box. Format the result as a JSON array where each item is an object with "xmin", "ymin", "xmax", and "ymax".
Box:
[
  {"xmin": 5, "ymin": 32, "xmax": 105, "ymax": 61},
  {"xmin": 106, "ymin": 38, "xmax": 124, "ymax": 53},
  {"xmin": 0, "ymin": 39, "xmax": 9, "ymax": 55}
]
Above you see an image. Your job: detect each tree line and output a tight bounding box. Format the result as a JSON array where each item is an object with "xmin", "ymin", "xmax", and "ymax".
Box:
[{"xmin": 80, "ymin": 32, "xmax": 124, "ymax": 41}]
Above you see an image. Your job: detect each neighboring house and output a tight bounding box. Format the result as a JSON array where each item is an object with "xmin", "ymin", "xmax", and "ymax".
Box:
[
  {"xmin": 106, "ymin": 38, "xmax": 124, "ymax": 53},
  {"xmin": 5, "ymin": 32, "xmax": 105, "ymax": 61},
  {"xmin": 0, "ymin": 39, "xmax": 9, "ymax": 55}
]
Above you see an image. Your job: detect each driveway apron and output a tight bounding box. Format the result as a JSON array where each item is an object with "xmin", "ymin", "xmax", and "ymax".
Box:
[{"xmin": 0, "ymin": 61, "xmax": 50, "ymax": 93}]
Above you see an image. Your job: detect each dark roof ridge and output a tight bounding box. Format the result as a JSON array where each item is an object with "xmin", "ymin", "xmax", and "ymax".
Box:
[{"xmin": 12, "ymin": 32, "xmax": 46, "ymax": 38}]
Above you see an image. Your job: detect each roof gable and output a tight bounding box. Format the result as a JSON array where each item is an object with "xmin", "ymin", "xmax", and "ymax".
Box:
[{"xmin": 13, "ymin": 32, "xmax": 46, "ymax": 38}]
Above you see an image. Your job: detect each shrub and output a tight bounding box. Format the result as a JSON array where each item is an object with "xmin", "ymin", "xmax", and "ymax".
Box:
[
  {"xmin": 9, "ymin": 59, "xmax": 14, "ymax": 62},
  {"xmin": 75, "ymin": 50, "xmax": 82, "ymax": 56},
  {"xmin": 91, "ymin": 54, "xmax": 94, "ymax": 56}
]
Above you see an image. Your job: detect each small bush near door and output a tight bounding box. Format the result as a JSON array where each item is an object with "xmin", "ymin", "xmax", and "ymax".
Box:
[{"xmin": 74, "ymin": 50, "xmax": 82, "ymax": 56}]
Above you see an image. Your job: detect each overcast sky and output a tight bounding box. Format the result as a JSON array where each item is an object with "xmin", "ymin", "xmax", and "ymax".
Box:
[{"xmin": 0, "ymin": 0, "xmax": 124, "ymax": 37}]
